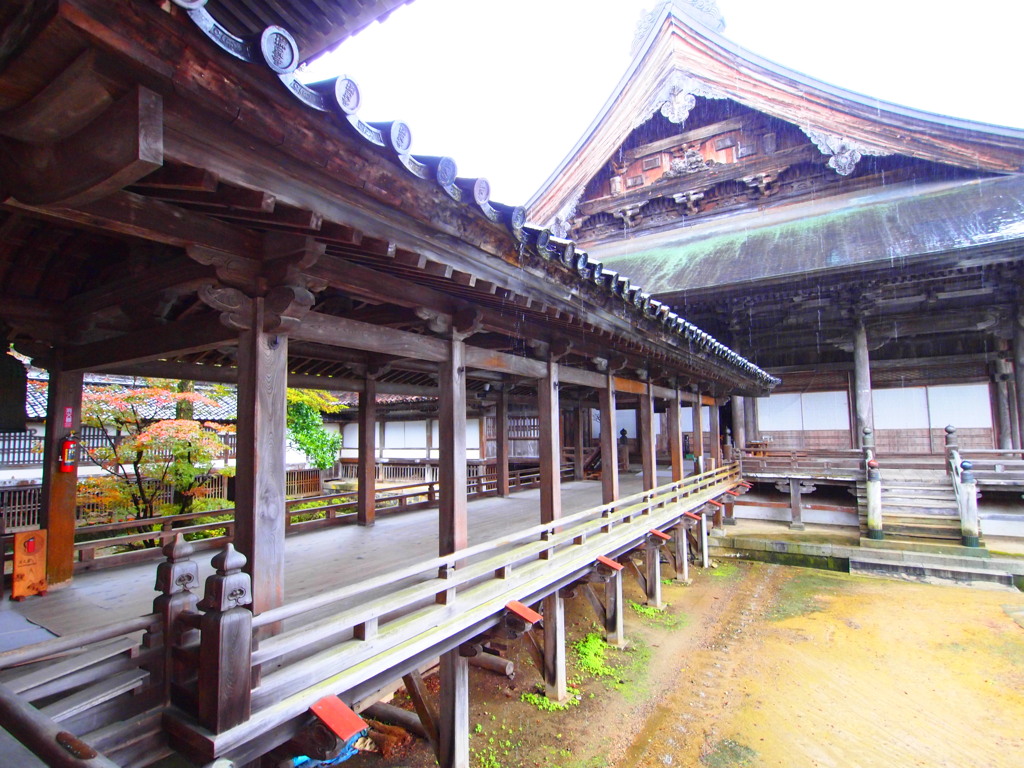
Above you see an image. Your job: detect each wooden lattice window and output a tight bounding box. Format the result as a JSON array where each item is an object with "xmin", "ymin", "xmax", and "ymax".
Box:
[{"xmin": 626, "ymin": 175, "xmax": 644, "ymax": 188}]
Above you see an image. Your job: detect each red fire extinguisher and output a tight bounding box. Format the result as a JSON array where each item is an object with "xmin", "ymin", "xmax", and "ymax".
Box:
[{"xmin": 58, "ymin": 432, "xmax": 78, "ymax": 473}]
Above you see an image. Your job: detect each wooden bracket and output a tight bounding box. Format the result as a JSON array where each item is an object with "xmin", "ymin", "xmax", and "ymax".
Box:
[
  {"xmin": 505, "ymin": 600, "xmax": 543, "ymax": 626},
  {"xmin": 707, "ymin": 500, "xmax": 724, "ymax": 508},
  {"xmin": 649, "ymin": 528, "xmax": 671, "ymax": 541},
  {"xmin": 596, "ymin": 554, "xmax": 623, "ymax": 571},
  {"xmin": 310, "ymin": 696, "xmax": 367, "ymax": 743},
  {"xmin": 683, "ymin": 511, "xmax": 702, "ymax": 521}
]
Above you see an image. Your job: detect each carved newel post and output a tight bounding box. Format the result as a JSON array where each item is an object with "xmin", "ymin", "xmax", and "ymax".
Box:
[
  {"xmin": 150, "ymin": 534, "xmax": 199, "ymax": 699},
  {"xmin": 197, "ymin": 544, "xmax": 253, "ymax": 733},
  {"xmin": 865, "ymin": 459, "xmax": 883, "ymax": 541},
  {"xmin": 944, "ymin": 425, "xmax": 958, "ymax": 474},
  {"xmin": 958, "ymin": 461, "xmax": 981, "ymax": 548}
]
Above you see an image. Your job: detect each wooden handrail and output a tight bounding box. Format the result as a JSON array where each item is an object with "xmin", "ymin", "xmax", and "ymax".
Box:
[{"xmin": 0, "ymin": 614, "xmax": 159, "ymax": 669}]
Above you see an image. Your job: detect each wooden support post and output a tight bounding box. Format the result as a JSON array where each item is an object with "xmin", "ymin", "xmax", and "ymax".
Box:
[
  {"xmin": 724, "ymin": 499, "xmax": 736, "ymax": 526},
  {"xmin": 744, "ymin": 396, "xmax": 759, "ymax": 443},
  {"xmin": 599, "ymin": 374, "xmax": 619, "ymax": 504},
  {"xmin": 438, "ymin": 648, "xmax": 469, "ymax": 768},
  {"xmin": 234, "ymin": 298, "xmax": 288, "ymax": 616},
  {"xmin": 691, "ymin": 398, "xmax": 705, "ymax": 474},
  {"xmin": 605, "ymin": 567, "xmax": 626, "ymax": 647},
  {"xmin": 639, "ymin": 382, "xmax": 656, "ymax": 491},
  {"xmin": 700, "ymin": 511, "xmax": 710, "ymax": 568},
  {"xmin": 865, "ymin": 459, "xmax": 883, "ymax": 540},
  {"xmin": 539, "ymin": 359, "xmax": 561, "ymax": 525},
  {"xmin": 573, "ymin": 402, "xmax": 585, "ymax": 481},
  {"xmin": 853, "ymin": 321, "xmax": 874, "ymax": 447},
  {"xmin": 644, "ymin": 540, "xmax": 663, "ymax": 608},
  {"xmin": 495, "ymin": 386, "xmax": 510, "ymax": 497},
  {"xmin": 357, "ymin": 376, "xmax": 378, "ymax": 526},
  {"xmin": 39, "ymin": 360, "xmax": 82, "ymax": 586},
  {"xmin": 1015, "ymin": 315, "xmax": 1024, "ymax": 448},
  {"xmin": 672, "ymin": 524, "xmax": 690, "ymax": 582},
  {"xmin": 402, "ymin": 671, "xmax": 440, "ymax": 760},
  {"xmin": 197, "ymin": 544, "xmax": 252, "ymax": 733},
  {"xmin": 542, "ymin": 594, "xmax": 567, "ymax": 701},
  {"xmin": 709, "ymin": 402, "xmax": 722, "ymax": 471},
  {"xmin": 789, "ymin": 480, "xmax": 805, "ymax": 530},
  {"xmin": 668, "ymin": 389, "xmax": 684, "ymax": 483},
  {"xmin": 994, "ymin": 367, "xmax": 1014, "ymax": 450},
  {"xmin": 731, "ymin": 395, "xmax": 746, "ymax": 452},
  {"xmin": 439, "ymin": 340, "xmax": 468, "ymax": 557}
]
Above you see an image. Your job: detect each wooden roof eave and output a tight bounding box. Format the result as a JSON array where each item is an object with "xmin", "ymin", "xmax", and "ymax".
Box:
[{"xmin": 527, "ymin": 5, "xmax": 1024, "ymax": 225}]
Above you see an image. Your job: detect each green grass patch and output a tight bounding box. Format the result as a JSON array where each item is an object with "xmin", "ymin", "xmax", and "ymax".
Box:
[
  {"xmin": 629, "ymin": 600, "xmax": 688, "ymax": 629},
  {"xmin": 701, "ymin": 738, "xmax": 758, "ymax": 767},
  {"xmin": 709, "ymin": 562, "xmax": 741, "ymax": 580},
  {"xmin": 470, "ymin": 718, "xmax": 522, "ymax": 768},
  {"xmin": 768, "ymin": 569, "xmax": 850, "ymax": 622},
  {"xmin": 573, "ymin": 633, "xmax": 616, "ymax": 678},
  {"xmin": 520, "ymin": 684, "xmax": 582, "ymax": 711}
]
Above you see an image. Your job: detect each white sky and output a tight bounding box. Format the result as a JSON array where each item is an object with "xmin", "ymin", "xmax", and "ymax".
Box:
[{"xmin": 301, "ymin": 0, "xmax": 1024, "ymax": 206}]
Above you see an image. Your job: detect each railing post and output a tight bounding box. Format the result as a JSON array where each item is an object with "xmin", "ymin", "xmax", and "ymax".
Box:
[
  {"xmin": 944, "ymin": 425, "xmax": 958, "ymax": 475},
  {"xmin": 958, "ymin": 461, "xmax": 981, "ymax": 548},
  {"xmin": 861, "ymin": 427, "xmax": 875, "ymax": 461},
  {"xmin": 865, "ymin": 459, "xmax": 883, "ymax": 540},
  {"xmin": 149, "ymin": 534, "xmax": 199, "ymax": 700},
  {"xmin": 197, "ymin": 544, "xmax": 253, "ymax": 733}
]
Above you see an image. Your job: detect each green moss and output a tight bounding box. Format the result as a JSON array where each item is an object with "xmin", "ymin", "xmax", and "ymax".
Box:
[
  {"xmin": 768, "ymin": 569, "xmax": 850, "ymax": 622},
  {"xmin": 709, "ymin": 562, "xmax": 741, "ymax": 580},
  {"xmin": 629, "ymin": 600, "xmax": 688, "ymax": 629},
  {"xmin": 701, "ymin": 738, "xmax": 758, "ymax": 767},
  {"xmin": 520, "ymin": 685, "xmax": 582, "ymax": 711}
]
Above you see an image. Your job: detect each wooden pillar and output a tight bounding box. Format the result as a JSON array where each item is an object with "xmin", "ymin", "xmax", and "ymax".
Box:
[
  {"xmin": 668, "ymin": 390, "xmax": 684, "ymax": 483},
  {"xmin": 599, "ymin": 374, "xmax": 619, "ymax": 503},
  {"xmin": 572, "ymin": 402, "xmax": 585, "ymax": 481},
  {"xmin": 644, "ymin": 540, "xmax": 663, "ymax": 608},
  {"xmin": 744, "ymin": 396, "xmax": 759, "ymax": 443},
  {"xmin": 234, "ymin": 298, "xmax": 288, "ymax": 615},
  {"xmin": 495, "ymin": 386, "xmax": 510, "ymax": 497},
  {"xmin": 1014, "ymin": 316, "xmax": 1024, "ymax": 448},
  {"xmin": 789, "ymin": 480, "xmax": 805, "ymax": 530},
  {"xmin": 357, "ymin": 377, "xmax": 377, "ymax": 526},
  {"xmin": 731, "ymin": 395, "xmax": 746, "ymax": 451},
  {"xmin": 692, "ymin": 396, "xmax": 705, "ymax": 474},
  {"xmin": 539, "ymin": 360, "xmax": 561, "ymax": 524},
  {"xmin": 672, "ymin": 525, "xmax": 690, "ymax": 582},
  {"xmin": 439, "ymin": 340, "xmax": 468, "ymax": 556},
  {"xmin": 639, "ymin": 382, "xmax": 656, "ymax": 491},
  {"xmin": 853, "ymin": 321, "xmax": 874, "ymax": 447},
  {"xmin": 709, "ymin": 402, "xmax": 722, "ymax": 470},
  {"xmin": 438, "ymin": 648, "xmax": 469, "ymax": 768},
  {"xmin": 604, "ymin": 569, "xmax": 626, "ymax": 646},
  {"xmin": 39, "ymin": 361, "xmax": 83, "ymax": 586},
  {"xmin": 994, "ymin": 371, "xmax": 1013, "ymax": 450},
  {"xmin": 542, "ymin": 593, "xmax": 567, "ymax": 701}
]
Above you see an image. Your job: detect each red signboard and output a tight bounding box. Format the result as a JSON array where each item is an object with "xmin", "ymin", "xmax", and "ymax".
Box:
[{"xmin": 63, "ymin": 406, "xmax": 73, "ymax": 429}]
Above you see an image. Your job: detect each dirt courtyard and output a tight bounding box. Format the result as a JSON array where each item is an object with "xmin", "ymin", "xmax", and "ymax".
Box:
[{"xmin": 346, "ymin": 560, "xmax": 1024, "ymax": 768}]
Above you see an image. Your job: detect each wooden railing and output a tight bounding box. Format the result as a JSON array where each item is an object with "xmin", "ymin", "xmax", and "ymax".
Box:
[
  {"xmin": 0, "ymin": 429, "xmax": 238, "ymax": 468},
  {"xmin": 32, "ymin": 464, "xmax": 574, "ymax": 572},
  {"xmin": 739, "ymin": 448, "xmax": 865, "ymax": 480},
  {"xmin": 956, "ymin": 448, "xmax": 1024, "ymax": 490},
  {"xmin": 169, "ymin": 463, "xmax": 742, "ymax": 762}
]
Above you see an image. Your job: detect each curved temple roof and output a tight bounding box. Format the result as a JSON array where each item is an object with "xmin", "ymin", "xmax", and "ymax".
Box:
[{"xmin": 167, "ymin": 0, "xmax": 779, "ymax": 392}]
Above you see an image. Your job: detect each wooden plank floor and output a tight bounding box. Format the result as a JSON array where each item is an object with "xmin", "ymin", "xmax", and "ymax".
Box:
[{"xmin": 6, "ymin": 477, "xmax": 644, "ymax": 641}]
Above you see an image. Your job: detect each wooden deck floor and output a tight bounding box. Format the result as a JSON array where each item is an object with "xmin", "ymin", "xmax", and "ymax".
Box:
[{"xmin": 5, "ymin": 477, "xmax": 644, "ymax": 642}]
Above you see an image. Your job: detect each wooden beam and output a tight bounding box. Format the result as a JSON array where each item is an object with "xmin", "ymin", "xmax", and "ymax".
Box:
[
  {"xmin": 0, "ymin": 86, "xmax": 163, "ymax": 207},
  {"xmin": 464, "ymin": 347, "xmax": 546, "ymax": 379},
  {"xmin": 292, "ymin": 313, "xmax": 449, "ymax": 363},
  {"xmin": 438, "ymin": 649, "xmax": 469, "ymax": 768},
  {"xmin": 61, "ymin": 316, "xmax": 237, "ymax": 373},
  {"xmin": 5, "ymin": 189, "xmax": 262, "ymax": 258}
]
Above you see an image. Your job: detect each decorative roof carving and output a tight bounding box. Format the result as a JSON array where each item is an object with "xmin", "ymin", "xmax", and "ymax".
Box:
[
  {"xmin": 637, "ymin": 71, "xmax": 727, "ymax": 129},
  {"xmin": 801, "ymin": 127, "xmax": 892, "ymax": 176},
  {"xmin": 632, "ymin": 1, "xmax": 726, "ymax": 55}
]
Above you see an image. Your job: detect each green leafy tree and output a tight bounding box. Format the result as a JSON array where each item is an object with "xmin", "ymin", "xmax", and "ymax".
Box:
[
  {"xmin": 286, "ymin": 389, "xmax": 344, "ymax": 470},
  {"xmin": 77, "ymin": 380, "xmax": 227, "ymax": 521}
]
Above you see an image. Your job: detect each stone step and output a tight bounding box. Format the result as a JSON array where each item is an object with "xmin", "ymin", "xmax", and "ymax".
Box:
[
  {"xmin": 880, "ymin": 486, "xmax": 956, "ymax": 498},
  {"xmin": 849, "ymin": 556, "xmax": 1018, "ymax": 589}
]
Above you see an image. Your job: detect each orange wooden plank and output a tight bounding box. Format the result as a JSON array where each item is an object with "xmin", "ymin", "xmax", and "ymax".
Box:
[
  {"xmin": 649, "ymin": 528, "xmax": 671, "ymax": 540},
  {"xmin": 310, "ymin": 695, "xmax": 368, "ymax": 741},
  {"xmin": 595, "ymin": 554, "xmax": 623, "ymax": 571},
  {"xmin": 505, "ymin": 600, "xmax": 543, "ymax": 625}
]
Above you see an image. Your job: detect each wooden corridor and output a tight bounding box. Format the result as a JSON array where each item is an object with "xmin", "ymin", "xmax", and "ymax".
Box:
[{"xmin": 7, "ymin": 477, "xmax": 645, "ymax": 639}]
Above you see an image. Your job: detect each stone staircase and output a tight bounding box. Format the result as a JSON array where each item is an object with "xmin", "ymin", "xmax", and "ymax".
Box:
[{"xmin": 858, "ymin": 467, "xmax": 965, "ymax": 546}]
